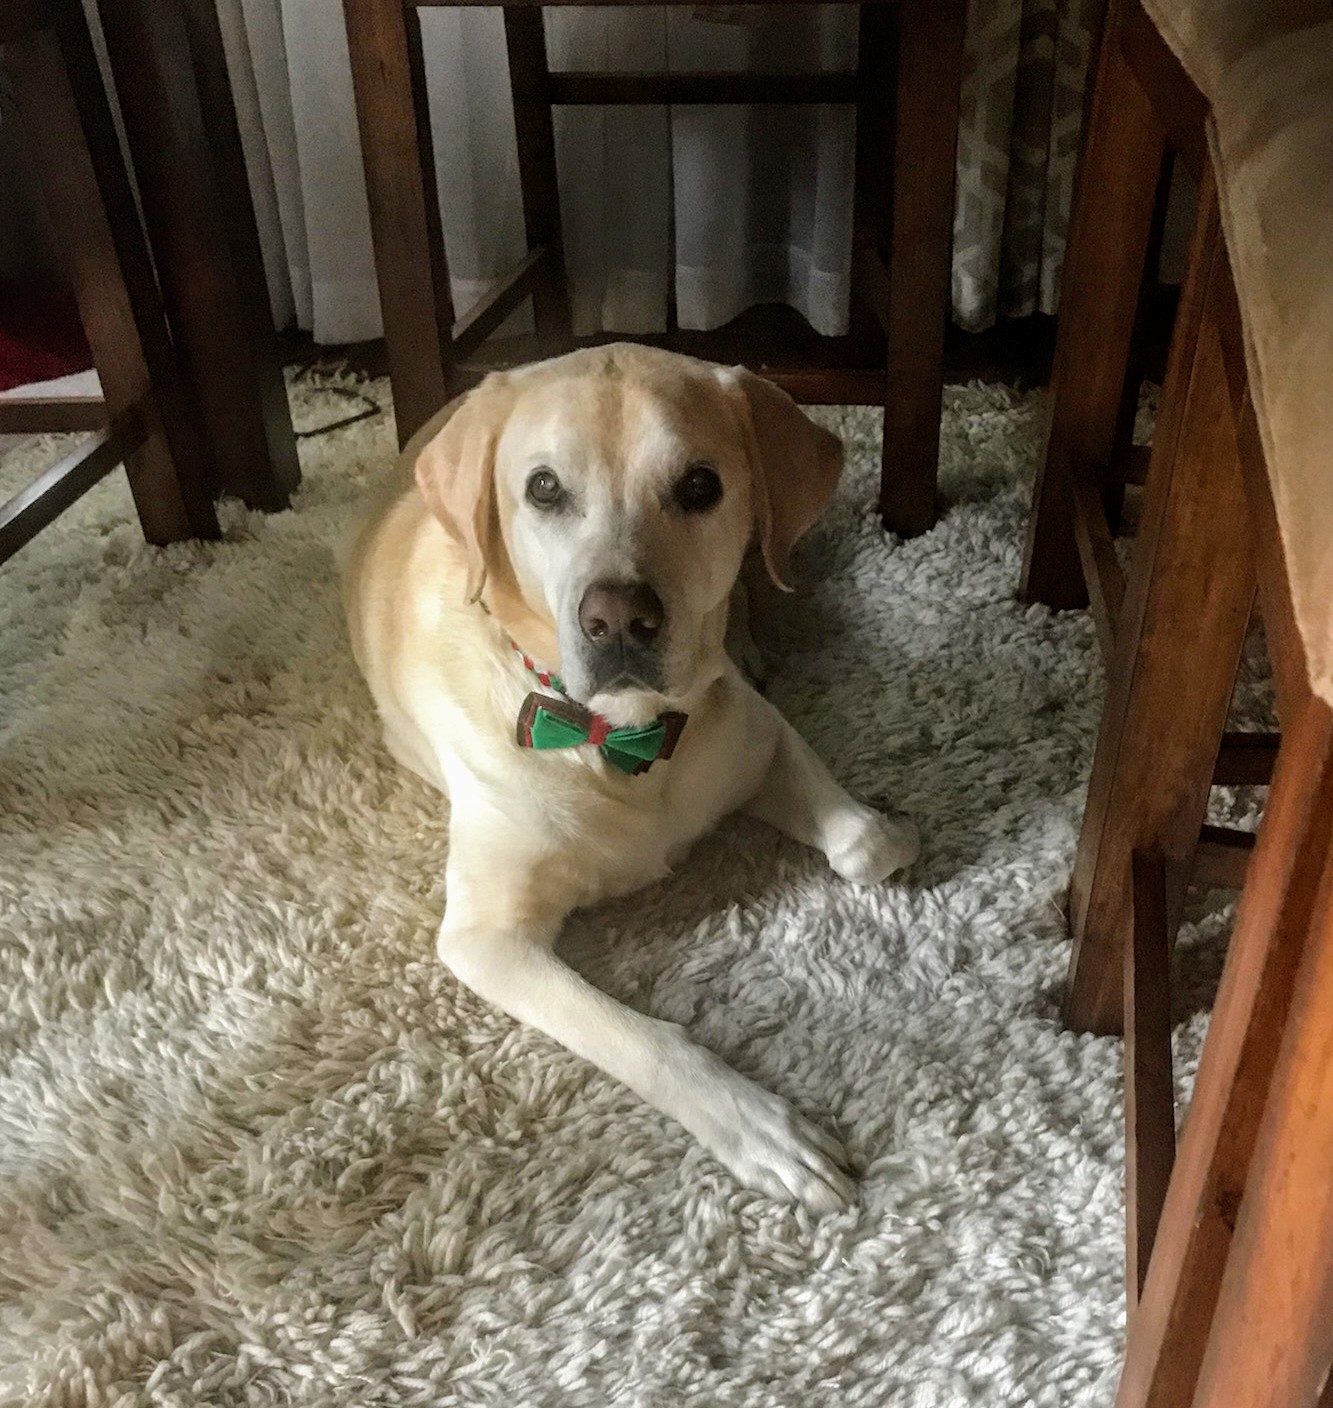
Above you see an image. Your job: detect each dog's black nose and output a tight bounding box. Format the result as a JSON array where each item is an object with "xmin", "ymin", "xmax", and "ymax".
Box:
[{"xmin": 578, "ymin": 581, "xmax": 664, "ymax": 647}]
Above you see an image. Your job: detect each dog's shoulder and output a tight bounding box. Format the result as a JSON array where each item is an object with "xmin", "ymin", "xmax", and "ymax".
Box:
[{"xmin": 341, "ymin": 436, "xmax": 483, "ymax": 729}]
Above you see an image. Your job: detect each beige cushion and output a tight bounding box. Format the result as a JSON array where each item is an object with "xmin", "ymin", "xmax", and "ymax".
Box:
[{"xmin": 1143, "ymin": 0, "xmax": 1333, "ymax": 706}]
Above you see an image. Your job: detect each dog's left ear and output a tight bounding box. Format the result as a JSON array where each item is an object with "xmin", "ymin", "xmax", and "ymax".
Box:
[
  {"xmin": 715, "ymin": 366, "xmax": 843, "ymax": 591},
  {"xmin": 412, "ymin": 373, "xmax": 512, "ymax": 603}
]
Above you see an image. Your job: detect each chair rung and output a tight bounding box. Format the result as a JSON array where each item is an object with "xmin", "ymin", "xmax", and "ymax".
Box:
[
  {"xmin": 1068, "ymin": 462, "xmax": 1127, "ymax": 663},
  {"xmin": 0, "ymin": 410, "xmax": 145, "ymax": 564},
  {"xmin": 546, "ymin": 72, "xmax": 862, "ymax": 108},
  {"xmin": 761, "ymin": 367, "xmax": 885, "ymax": 406},
  {"xmin": 455, "ymin": 317, "xmax": 888, "ymax": 406},
  {"xmin": 1192, "ymin": 824, "xmax": 1257, "ymax": 889},
  {"xmin": 451, "ymin": 246, "xmax": 550, "ymax": 361},
  {"xmin": 0, "ymin": 395, "xmax": 109, "ymax": 435}
]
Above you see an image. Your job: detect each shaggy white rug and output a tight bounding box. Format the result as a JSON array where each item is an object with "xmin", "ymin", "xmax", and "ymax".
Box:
[{"xmin": 0, "ymin": 377, "xmax": 1239, "ymax": 1407}]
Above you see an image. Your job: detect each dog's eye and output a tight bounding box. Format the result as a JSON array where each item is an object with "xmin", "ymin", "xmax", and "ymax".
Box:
[
  {"xmin": 526, "ymin": 468, "xmax": 565, "ymax": 509},
  {"xmin": 673, "ymin": 463, "xmax": 723, "ymax": 514}
]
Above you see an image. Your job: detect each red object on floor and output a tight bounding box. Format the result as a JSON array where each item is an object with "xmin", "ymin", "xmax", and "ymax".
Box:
[{"xmin": 0, "ymin": 280, "xmax": 94, "ymax": 392}]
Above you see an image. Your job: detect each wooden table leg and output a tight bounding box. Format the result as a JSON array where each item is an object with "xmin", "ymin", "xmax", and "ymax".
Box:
[
  {"xmin": 1063, "ymin": 166, "xmax": 1255, "ymax": 1035},
  {"xmin": 344, "ymin": 0, "xmax": 455, "ymax": 448},
  {"xmin": 93, "ymin": 0, "xmax": 298, "ymax": 512},
  {"xmin": 1019, "ymin": 0, "xmax": 1164, "ymax": 609},
  {"xmin": 877, "ymin": 0, "xmax": 966, "ymax": 539}
]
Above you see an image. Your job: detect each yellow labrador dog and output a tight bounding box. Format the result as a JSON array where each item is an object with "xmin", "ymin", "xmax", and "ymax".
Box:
[{"xmin": 343, "ymin": 345, "xmax": 918, "ymax": 1211}]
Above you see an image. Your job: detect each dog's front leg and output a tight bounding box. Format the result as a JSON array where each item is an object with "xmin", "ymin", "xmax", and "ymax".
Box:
[
  {"xmin": 744, "ymin": 708, "xmax": 919, "ymax": 884},
  {"xmin": 437, "ymin": 893, "xmax": 855, "ymax": 1212}
]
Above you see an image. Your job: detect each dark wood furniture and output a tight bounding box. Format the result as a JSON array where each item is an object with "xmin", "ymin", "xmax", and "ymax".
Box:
[
  {"xmin": 91, "ymin": 0, "xmax": 301, "ymax": 512},
  {"xmin": 1021, "ymin": 0, "xmax": 1276, "ymax": 1042},
  {"xmin": 1022, "ymin": 2, "xmax": 1333, "ymax": 1404},
  {"xmin": 341, "ymin": 0, "xmax": 968, "ymax": 538},
  {"xmin": 0, "ymin": 0, "xmax": 219, "ymax": 563}
]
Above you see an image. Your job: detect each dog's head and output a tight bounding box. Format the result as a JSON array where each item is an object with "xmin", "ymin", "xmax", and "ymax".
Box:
[{"xmin": 414, "ymin": 345, "xmax": 841, "ymax": 723}]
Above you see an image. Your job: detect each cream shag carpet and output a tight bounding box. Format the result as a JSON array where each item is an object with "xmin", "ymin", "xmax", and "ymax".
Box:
[{"xmin": 0, "ymin": 378, "xmax": 1241, "ymax": 1407}]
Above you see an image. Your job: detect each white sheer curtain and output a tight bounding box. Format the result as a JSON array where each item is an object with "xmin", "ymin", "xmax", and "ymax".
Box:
[
  {"xmin": 215, "ymin": 2, "xmax": 859, "ymax": 345},
  {"xmin": 9, "ymin": 2, "xmax": 1113, "ymax": 352}
]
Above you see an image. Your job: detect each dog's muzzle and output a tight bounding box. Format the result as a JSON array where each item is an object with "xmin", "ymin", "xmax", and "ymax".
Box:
[{"xmin": 574, "ymin": 579, "xmax": 666, "ymax": 693}]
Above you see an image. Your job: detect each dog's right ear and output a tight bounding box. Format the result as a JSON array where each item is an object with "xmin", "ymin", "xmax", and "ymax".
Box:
[{"xmin": 413, "ymin": 374, "xmax": 511, "ymax": 603}]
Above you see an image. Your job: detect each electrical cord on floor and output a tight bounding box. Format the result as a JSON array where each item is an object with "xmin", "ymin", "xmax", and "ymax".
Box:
[{"xmin": 285, "ymin": 357, "xmax": 384, "ymax": 440}]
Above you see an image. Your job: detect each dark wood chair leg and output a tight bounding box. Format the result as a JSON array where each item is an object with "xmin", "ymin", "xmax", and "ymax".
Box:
[
  {"xmin": 1113, "ymin": 568, "xmax": 1332, "ymax": 1408},
  {"xmin": 4, "ymin": 1, "xmax": 219, "ymax": 546},
  {"xmin": 878, "ymin": 0, "xmax": 967, "ymax": 538},
  {"xmin": 853, "ymin": 5, "xmax": 894, "ymax": 262},
  {"xmin": 1120, "ymin": 357, "xmax": 1328, "ymax": 1408},
  {"xmin": 1103, "ymin": 152, "xmax": 1175, "ymax": 537},
  {"xmin": 1019, "ymin": 0, "xmax": 1164, "ymax": 608},
  {"xmin": 94, "ymin": 0, "xmax": 298, "ymax": 512},
  {"xmin": 177, "ymin": 0, "xmax": 299, "ymax": 503},
  {"xmin": 1064, "ymin": 166, "xmax": 1255, "ymax": 1035},
  {"xmin": 344, "ymin": 0, "xmax": 455, "ymax": 448},
  {"xmin": 504, "ymin": 8, "xmax": 572, "ymax": 347},
  {"xmin": 1185, "ymin": 714, "xmax": 1333, "ymax": 1408},
  {"xmin": 402, "ymin": 0, "xmax": 464, "ymax": 388},
  {"xmin": 344, "ymin": 0, "xmax": 963, "ymax": 494},
  {"xmin": 1125, "ymin": 847, "xmax": 1176, "ymax": 1305}
]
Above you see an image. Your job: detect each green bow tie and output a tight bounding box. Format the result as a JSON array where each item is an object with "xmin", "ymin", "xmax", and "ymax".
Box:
[{"xmin": 516, "ymin": 692, "xmax": 687, "ymax": 775}]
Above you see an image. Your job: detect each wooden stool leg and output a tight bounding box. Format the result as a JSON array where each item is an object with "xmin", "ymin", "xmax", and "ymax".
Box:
[
  {"xmin": 1114, "ymin": 697, "xmax": 1333, "ymax": 1408},
  {"xmin": 1019, "ymin": 0, "xmax": 1164, "ymax": 608},
  {"xmin": 94, "ymin": 0, "xmax": 298, "ymax": 511},
  {"xmin": 1188, "ymin": 775, "xmax": 1333, "ymax": 1408},
  {"xmin": 1063, "ymin": 166, "xmax": 1255, "ymax": 1035},
  {"xmin": 1104, "ymin": 152, "xmax": 1175, "ymax": 537},
  {"xmin": 6, "ymin": 6, "xmax": 219, "ymax": 546},
  {"xmin": 1125, "ymin": 847, "xmax": 1176, "ymax": 1305},
  {"xmin": 176, "ymin": 0, "xmax": 300, "ymax": 503},
  {"xmin": 1114, "ymin": 233, "xmax": 1323, "ymax": 1407},
  {"xmin": 504, "ymin": 9, "xmax": 572, "ymax": 347},
  {"xmin": 344, "ymin": 0, "xmax": 455, "ymax": 447},
  {"xmin": 877, "ymin": 0, "xmax": 966, "ymax": 539}
]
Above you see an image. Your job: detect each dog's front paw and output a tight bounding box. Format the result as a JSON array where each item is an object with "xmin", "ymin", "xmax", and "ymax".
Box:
[
  {"xmin": 684, "ymin": 1054, "xmax": 855, "ymax": 1213},
  {"xmin": 828, "ymin": 810, "xmax": 919, "ymax": 885}
]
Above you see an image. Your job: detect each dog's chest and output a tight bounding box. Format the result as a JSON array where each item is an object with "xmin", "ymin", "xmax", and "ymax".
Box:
[{"xmin": 524, "ymin": 687, "xmax": 775, "ymax": 901}]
